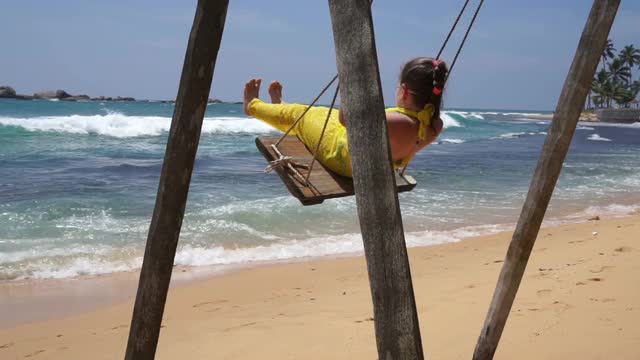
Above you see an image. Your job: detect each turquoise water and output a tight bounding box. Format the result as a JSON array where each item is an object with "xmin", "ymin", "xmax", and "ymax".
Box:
[{"xmin": 1, "ymin": 99, "xmax": 639, "ymax": 280}]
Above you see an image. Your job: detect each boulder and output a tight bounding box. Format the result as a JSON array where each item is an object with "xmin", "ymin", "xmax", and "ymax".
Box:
[
  {"xmin": 61, "ymin": 95, "xmax": 91, "ymax": 102},
  {"xmin": 33, "ymin": 90, "xmax": 71, "ymax": 99},
  {"xmin": 15, "ymin": 94, "xmax": 34, "ymax": 100},
  {"xmin": 0, "ymin": 86, "xmax": 17, "ymax": 98},
  {"xmin": 91, "ymin": 96, "xmax": 113, "ymax": 101}
]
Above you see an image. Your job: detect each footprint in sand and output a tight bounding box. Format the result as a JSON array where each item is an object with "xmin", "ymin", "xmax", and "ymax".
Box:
[
  {"xmin": 1, "ymin": 342, "xmax": 15, "ymax": 349},
  {"xmin": 589, "ymin": 266, "xmax": 615, "ymax": 273},
  {"xmin": 24, "ymin": 349, "xmax": 46, "ymax": 358},
  {"xmin": 111, "ymin": 325, "xmax": 128, "ymax": 330},
  {"xmin": 193, "ymin": 299, "xmax": 228, "ymax": 308},
  {"xmin": 355, "ymin": 317, "xmax": 374, "ymax": 323},
  {"xmin": 536, "ymin": 289, "xmax": 552, "ymax": 297},
  {"xmin": 588, "ymin": 277, "xmax": 604, "ymax": 282},
  {"xmin": 222, "ymin": 322, "xmax": 258, "ymax": 332},
  {"xmin": 614, "ymin": 246, "xmax": 633, "ymax": 253},
  {"xmin": 551, "ymin": 301, "xmax": 572, "ymax": 312}
]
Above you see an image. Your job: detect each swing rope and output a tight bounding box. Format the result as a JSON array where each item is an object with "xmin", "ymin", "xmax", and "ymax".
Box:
[
  {"xmin": 436, "ymin": 0, "xmax": 472, "ymax": 60},
  {"xmin": 305, "ymin": 83, "xmax": 340, "ymax": 184},
  {"xmin": 274, "ymin": 75, "xmax": 338, "ymax": 147},
  {"xmin": 447, "ymin": 0, "xmax": 485, "ymax": 79}
]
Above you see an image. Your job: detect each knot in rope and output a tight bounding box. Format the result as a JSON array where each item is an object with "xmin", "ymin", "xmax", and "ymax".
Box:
[{"xmin": 264, "ymin": 155, "xmax": 294, "ymax": 173}]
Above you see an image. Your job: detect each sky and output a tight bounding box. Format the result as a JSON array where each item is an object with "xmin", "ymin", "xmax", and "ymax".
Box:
[{"xmin": 1, "ymin": 0, "xmax": 638, "ymax": 111}]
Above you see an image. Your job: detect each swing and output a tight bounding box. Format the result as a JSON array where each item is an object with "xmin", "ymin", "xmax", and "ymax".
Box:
[
  {"xmin": 255, "ymin": 0, "xmax": 483, "ymax": 206},
  {"xmin": 256, "ymin": 135, "xmax": 418, "ymax": 205}
]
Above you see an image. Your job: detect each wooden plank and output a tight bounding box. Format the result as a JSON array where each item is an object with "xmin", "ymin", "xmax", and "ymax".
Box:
[
  {"xmin": 124, "ymin": 1, "xmax": 229, "ymax": 359},
  {"xmin": 328, "ymin": 0, "xmax": 424, "ymax": 359},
  {"xmin": 256, "ymin": 136, "xmax": 417, "ymax": 205},
  {"xmin": 472, "ymin": 1, "xmax": 620, "ymax": 359}
]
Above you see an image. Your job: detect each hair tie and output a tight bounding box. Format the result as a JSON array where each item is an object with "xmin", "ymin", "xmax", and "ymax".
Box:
[
  {"xmin": 433, "ymin": 87, "xmax": 442, "ymax": 96},
  {"xmin": 433, "ymin": 60, "xmax": 440, "ymax": 67},
  {"xmin": 416, "ymin": 104, "xmax": 434, "ymax": 141}
]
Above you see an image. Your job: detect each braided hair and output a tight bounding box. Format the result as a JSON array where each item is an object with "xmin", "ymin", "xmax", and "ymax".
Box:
[{"xmin": 399, "ymin": 57, "xmax": 448, "ymax": 126}]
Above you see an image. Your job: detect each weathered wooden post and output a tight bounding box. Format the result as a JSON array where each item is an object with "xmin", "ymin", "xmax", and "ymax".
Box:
[
  {"xmin": 124, "ymin": 1, "xmax": 228, "ymax": 359},
  {"xmin": 472, "ymin": 1, "xmax": 620, "ymax": 359},
  {"xmin": 328, "ymin": 1, "xmax": 423, "ymax": 359}
]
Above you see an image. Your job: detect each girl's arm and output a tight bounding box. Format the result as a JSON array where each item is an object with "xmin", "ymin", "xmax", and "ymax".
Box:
[
  {"xmin": 339, "ymin": 108, "xmax": 347, "ymax": 127},
  {"xmin": 340, "ymin": 110, "xmax": 417, "ymax": 160},
  {"xmin": 385, "ymin": 112, "xmax": 417, "ymax": 160}
]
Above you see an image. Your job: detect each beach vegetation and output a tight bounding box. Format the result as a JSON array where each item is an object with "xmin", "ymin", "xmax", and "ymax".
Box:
[{"xmin": 589, "ymin": 40, "xmax": 639, "ymax": 109}]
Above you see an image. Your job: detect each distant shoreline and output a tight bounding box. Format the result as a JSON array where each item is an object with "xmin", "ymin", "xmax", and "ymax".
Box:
[
  {"xmin": 0, "ymin": 85, "xmax": 241, "ymax": 104},
  {"xmin": 524, "ymin": 112, "xmax": 600, "ymax": 122}
]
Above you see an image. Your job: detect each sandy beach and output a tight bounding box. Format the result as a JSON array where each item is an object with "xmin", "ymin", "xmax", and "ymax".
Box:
[{"xmin": 0, "ymin": 214, "xmax": 638, "ymax": 359}]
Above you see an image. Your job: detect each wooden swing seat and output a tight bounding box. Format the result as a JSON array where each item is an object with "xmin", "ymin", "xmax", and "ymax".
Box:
[{"xmin": 256, "ymin": 135, "xmax": 417, "ymax": 205}]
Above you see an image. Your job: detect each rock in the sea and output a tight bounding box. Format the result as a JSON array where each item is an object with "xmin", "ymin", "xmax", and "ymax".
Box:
[
  {"xmin": 15, "ymin": 94, "xmax": 34, "ymax": 100},
  {"xmin": 0, "ymin": 86, "xmax": 17, "ymax": 98},
  {"xmin": 61, "ymin": 95, "xmax": 91, "ymax": 102},
  {"xmin": 207, "ymin": 98, "xmax": 242, "ymax": 105},
  {"xmin": 91, "ymin": 96, "xmax": 134, "ymax": 102},
  {"xmin": 33, "ymin": 90, "xmax": 71, "ymax": 99}
]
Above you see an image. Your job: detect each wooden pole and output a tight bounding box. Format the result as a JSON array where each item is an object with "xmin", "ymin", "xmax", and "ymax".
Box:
[
  {"xmin": 327, "ymin": 1, "xmax": 423, "ymax": 359},
  {"xmin": 472, "ymin": 1, "xmax": 620, "ymax": 359},
  {"xmin": 124, "ymin": 1, "xmax": 228, "ymax": 359}
]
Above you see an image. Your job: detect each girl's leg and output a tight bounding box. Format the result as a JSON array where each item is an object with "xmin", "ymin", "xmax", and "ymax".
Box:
[
  {"xmin": 244, "ymin": 78, "xmax": 310, "ymax": 134},
  {"xmin": 243, "ymin": 79, "xmax": 352, "ymax": 177},
  {"xmin": 247, "ymin": 98, "xmax": 310, "ymax": 135}
]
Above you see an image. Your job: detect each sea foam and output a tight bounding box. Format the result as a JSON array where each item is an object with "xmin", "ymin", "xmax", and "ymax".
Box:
[
  {"xmin": 439, "ymin": 112, "xmax": 463, "ymax": 128},
  {"xmin": 587, "ymin": 134, "xmax": 612, "ymax": 142},
  {"xmin": 0, "ymin": 223, "xmax": 508, "ymax": 280},
  {"xmin": 0, "ymin": 113, "xmax": 275, "ymax": 138},
  {"xmin": 438, "ymin": 138, "xmax": 466, "ymax": 144}
]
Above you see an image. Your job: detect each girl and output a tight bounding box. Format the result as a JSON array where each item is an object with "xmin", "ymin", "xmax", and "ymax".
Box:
[{"xmin": 244, "ymin": 57, "xmax": 446, "ymax": 178}]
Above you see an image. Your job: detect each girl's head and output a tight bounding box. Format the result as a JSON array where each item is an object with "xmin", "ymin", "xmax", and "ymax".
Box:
[{"xmin": 397, "ymin": 57, "xmax": 448, "ymax": 120}]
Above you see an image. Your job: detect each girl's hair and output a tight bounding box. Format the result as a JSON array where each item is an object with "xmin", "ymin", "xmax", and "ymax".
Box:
[{"xmin": 399, "ymin": 57, "xmax": 448, "ymax": 123}]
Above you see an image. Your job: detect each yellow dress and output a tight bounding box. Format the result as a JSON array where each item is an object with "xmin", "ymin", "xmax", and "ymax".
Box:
[{"xmin": 248, "ymin": 98, "xmax": 433, "ymax": 178}]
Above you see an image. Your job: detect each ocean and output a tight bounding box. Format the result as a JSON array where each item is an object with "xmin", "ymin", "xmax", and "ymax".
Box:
[{"xmin": 1, "ymin": 99, "xmax": 639, "ymax": 281}]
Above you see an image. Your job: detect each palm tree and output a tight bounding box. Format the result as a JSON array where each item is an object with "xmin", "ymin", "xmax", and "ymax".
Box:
[
  {"xmin": 602, "ymin": 39, "xmax": 616, "ymax": 69},
  {"xmin": 614, "ymin": 87, "xmax": 637, "ymax": 108},
  {"xmin": 591, "ymin": 92, "xmax": 605, "ymax": 109},
  {"xmin": 618, "ymin": 45, "xmax": 640, "ymax": 85},
  {"xmin": 591, "ymin": 68, "xmax": 610, "ymax": 108},
  {"xmin": 607, "ymin": 59, "xmax": 631, "ymax": 85}
]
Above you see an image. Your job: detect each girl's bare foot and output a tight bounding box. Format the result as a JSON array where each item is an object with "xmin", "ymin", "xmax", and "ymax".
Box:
[
  {"xmin": 268, "ymin": 81, "xmax": 285, "ymax": 104},
  {"xmin": 243, "ymin": 78, "xmax": 261, "ymax": 115}
]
